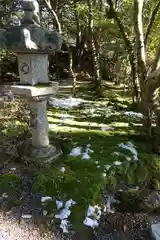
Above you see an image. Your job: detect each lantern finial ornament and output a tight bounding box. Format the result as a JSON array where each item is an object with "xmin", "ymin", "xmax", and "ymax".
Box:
[{"xmin": 21, "ymin": 0, "xmax": 40, "ymax": 25}]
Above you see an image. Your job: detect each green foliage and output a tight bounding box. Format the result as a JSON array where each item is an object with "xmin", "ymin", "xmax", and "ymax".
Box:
[
  {"xmin": 0, "ymin": 49, "xmax": 15, "ymax": 62},
  {"xmin": 1, "ymin": 100, "xmax": 29, "ymax": 144},
  {"xmin": 0, "ymin": 173, "xmax": 23, "ymax": 197},
  {"xmin": 0, "ymin": 49, "xmax": 17, "ymax": 81},
  {"xmin": 32, "ymin": 160, "xmax": 104, "ymax": 227}
]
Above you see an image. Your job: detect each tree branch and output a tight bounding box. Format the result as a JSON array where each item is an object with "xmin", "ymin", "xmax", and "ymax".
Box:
[
  {"xmin": 106, "ymin": 0, "xmax": 133, "ymax": 55},
  {"xmin": 144, "ymin": 1, "xmax": 160, "ymax": 47},
  {"xmin": 44, "ymin": 0, "xmax": 62, "ymax": 33},
  {"xmin": 147, "ymin": 46, "xmax": 160, "ymax": 80}
]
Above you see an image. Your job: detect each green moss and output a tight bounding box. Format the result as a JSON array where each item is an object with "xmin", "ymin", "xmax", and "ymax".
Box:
[
  {"xmin": 2, "ymin": 82, "xmax": 160, "ymax": 230},
  {"xmin": 0, "ymin": 173, "xmax": 23, "ymax": 197}
]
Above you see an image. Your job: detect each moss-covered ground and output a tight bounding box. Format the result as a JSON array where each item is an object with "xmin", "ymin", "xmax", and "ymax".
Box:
[{"xmin": 0, "ymin": 82, "xmax": 160, "ymax": 236}]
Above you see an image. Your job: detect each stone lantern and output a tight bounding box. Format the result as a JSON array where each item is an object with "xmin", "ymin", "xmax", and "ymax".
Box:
[{"xmin": 0, "ymin": 0, "xmax": 62, "ymax": 164}]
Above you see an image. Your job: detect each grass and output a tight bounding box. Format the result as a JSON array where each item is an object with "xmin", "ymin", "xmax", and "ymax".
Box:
[{"xmin": 1, "ymin": 82, "xmax": 160, "ymax": 234}]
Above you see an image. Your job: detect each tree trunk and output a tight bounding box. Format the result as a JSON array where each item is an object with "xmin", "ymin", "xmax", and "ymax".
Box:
[
  {"xmin": 152, "ymin": 86, "xmax": 160, "ymax": 152},
  {"xmin": 68, "ymin": 49, "xmax": 76, "ymax": 96},
  {"xmin": 133, "ymin": 0, "xmax": 154, "ymax": 135},
  {"xmin": 106, "ymin": 0, "xmax": 140, "ymax": 104},
  {"xmin": 141, "ymin": 46, "xmax": 160, "ymax": 135},
  {"xmin": 87, "ymin": 0, "xmax": 102, "ymax": 93},
  {"xmin": 129, "ymin": 55, "xmax": 140, "ymax": 105},
  {"xmin": 73, "ymin": 0, "xmax": 84, "ymax": 70},
  {"xmin": 134, "ymin": 0, "xmax": 146, "ymax": 95},
  {"xmin": 44, "ymin": 0, "xmax": 62, "ymax": 33},
  {"xmin": 140, "ymin": 84, "xmax": 154, "ymax": 136},
  {"xmin": 44, "ymin": 0, "xmax": 62, "ymax": 83}
]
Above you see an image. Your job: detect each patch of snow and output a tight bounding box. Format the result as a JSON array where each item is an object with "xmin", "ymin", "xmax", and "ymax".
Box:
[
  {"xmin": 43, "ymin": 210, "xmax": 48, "ymax": 216},
  {"xmin": 56, "ymin": 200, "xmax": 63, "ymax": 210},
  {"xmin": 112, "ymin": 152, "xmax": 120, "ymax": 156},
  {"xmin": 65, "ymin": 199, "xmax": 76, "ymax": 209},
  {"xmin": 83, "ymin": 217, "xmax": 99, "ymax": 228},
  {"xmin": 55, "ymin": 208, "xmax": 71, "ymax": 220},
  {"xmin": 69, "ymin": 147, "xmax": 82, "ymax": 157},
  {"xmin": 84, "ymin": 205, "xmax": 101, "ymax": 229},
  {"xmin": 118, "ymin": 189, "xmax": 123, "ymax": 192},
  {"xmin": 113, "ymin": 161, "xmax": 122, "ymax": 166},
  {"xmin": 86, "ymin": 144, "xmax": 94, "ymax": 153},
  {"xmin": 119, "ymin": 141, "xmax": 138, "ymax": 160},
  {"xmin": 10, "ymin": 168, "xmax": 16, "ymax": 171},
  {"xmin": 101, "ymin": 126, "xmax": 113, "ymax": 131},
  {"xmin": 69, "ymin": 144, "xmax": 94, "ymax": 160},
  {"xmin": 2, "ymin": 193, "xmax": 8, "ymax": 198},
  {"xmin": 126, "ymin": 156, "xmax": 131, "ymax": 161},
  {"xmin": 60, "ymin": 167, "xmax": 66, "ymax": 173},
  {"xmin": 82, "ymin": 144, "xmax": 94, "ymax": 160},
  {"xmin": 82, "ymin": 152, "xmax": 91, "ymax": 160},
  {"xmin": 41, "ymin": 196, "xmax": 52, "ymax": 203},
  {"xmin": 21, "ymin": 214, "xmax": 32, "ymax": 219},
  {"xmin": 123, "ymin": 111, "xmax": 143, "ymax": 119},
  {"xmin": 105, "ymin": 165, "xmax": 111, "ymax": 170},
  {"xmin": 49, "ymin": 97, "xmax": 85, "ymax": 109},
  {"xmin": 60, "ymin": 219, "xmax": 69, "ymax": 233},
  {"xmin": 87, "ymin": 205, "xmax": 101, "ymax": 220},
  {"xmin": 55, "ymin": 199, "xmax": 76, "ymax": 233}
]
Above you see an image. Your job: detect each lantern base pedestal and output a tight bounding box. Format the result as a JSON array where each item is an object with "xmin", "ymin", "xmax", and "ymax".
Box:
[{"xmin": 23, "ymin": 141, "xmax": 62, "ymax": 166}]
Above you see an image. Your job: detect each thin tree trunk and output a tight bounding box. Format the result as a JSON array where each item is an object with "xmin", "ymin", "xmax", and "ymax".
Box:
[
  {"xmin": 68, "ymin": 49, "xmax": 76, "ymax": 96},
  {"xmin": 87, "ymin": 0, "xmax": 101, "ymax": 91},
  {"xmin": 134, "ymin": 0, "xmax": 146, "ymax": 95},
  {"xmin": 73, "ymin": 0, "xmax": 83, "ymax": 70},
  {"xmin": 44, "ymin": 0, "xmax": 62, "ymax": 33},
  {"xmin": 44, "ymin": 0, "xmax": 62, "ymax": 83}
]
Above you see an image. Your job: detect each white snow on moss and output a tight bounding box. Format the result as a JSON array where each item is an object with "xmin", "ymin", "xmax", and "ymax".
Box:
[
  {"xmin": 113, "ymin": 161, "xmax": 122, "ymax": 166},
  {"xmin": 2, "ymin": 193, "xmax": 8, "ymax": 199},
  {"xmin": 83, "ymin": 205, "xmax": 101, "ymax": 229},
  {"xmin": 119, "ymin": 141, "xmax": 138, "ymax": 160},
  {"xmin": 123, "ymin": 111, "xmax": 143, "ymax": 119},
  {"xmin": 55, "ymin": 199, "xmax": 76, "ymax": 233},
  {"xmin": 60, "ymin": 167, "xmax": 66, "ymax": 173},
  {"xmin": 69, "ymin": 144, "xmax": 94, "ymax": 160},
  {"xmin": 41, "ymin": 196, "xmax": 52, "ymax": 203},
  {"xmin": 69, "ymin": 146, "xmax": 82, "ymax": 157},
  {"xmin": 49, "ymin": 97, "xmax": 85, "ymax": 109}
]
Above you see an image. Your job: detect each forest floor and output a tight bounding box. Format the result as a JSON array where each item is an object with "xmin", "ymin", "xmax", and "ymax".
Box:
[{"xmin": 0, "ymin": 81, "xmax": 159, "ymax": 239}]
